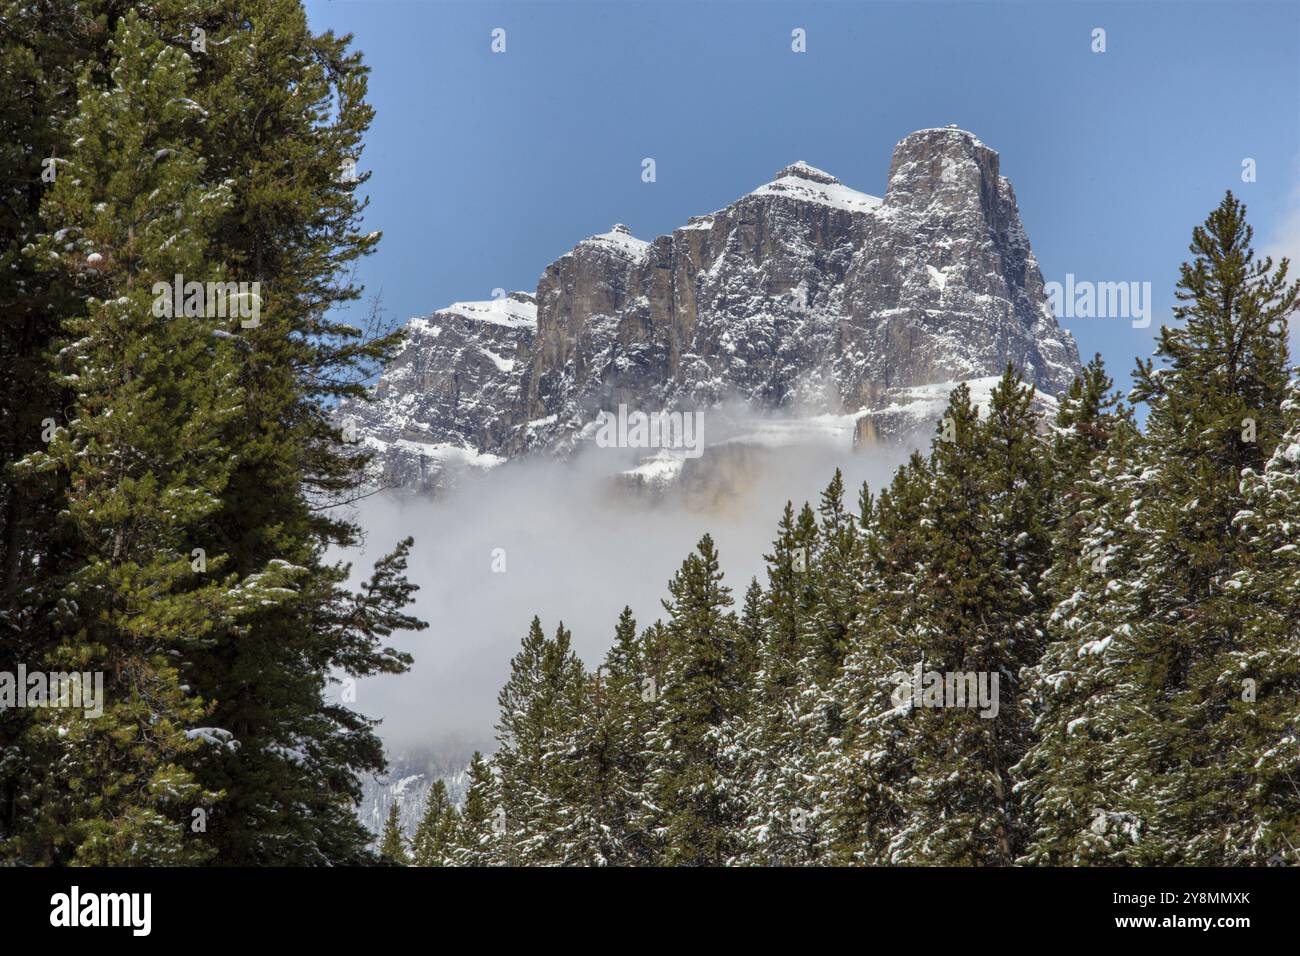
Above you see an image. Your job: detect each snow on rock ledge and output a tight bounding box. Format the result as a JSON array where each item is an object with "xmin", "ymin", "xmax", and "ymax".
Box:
[
  {"xmin": 345, "ymin": 128, "xmax": 1081, "ymax": 495},
  {"xmin": 748, "ymin": 161, "xmax": 883, "ymax": 214}
]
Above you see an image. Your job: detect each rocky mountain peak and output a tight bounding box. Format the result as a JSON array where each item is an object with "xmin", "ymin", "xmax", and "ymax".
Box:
[
  {"xmin": 575, "ymin": 224, "xmax": 650, "ymax": 260},
  {"xmin": 344, "ymin": 129, "xmax": 1081, "ymax": 494},
  {"xmin": 503, "ymin": 289, "xmax": 537, "ymax": 307},
  {"xmin": 747, "ymin": 161, "xmax": 881, "ymax": 214},
  {"xmin": 434, "ymin": 292, "xmax": 536, "ymax": 328},
  {"xmin": 773, "ymin": 161, "xmax": 842, "ymax": 185},
  {"xmin": 883, "ymin": 126, "xmax": 1000, "ymax": 216}
]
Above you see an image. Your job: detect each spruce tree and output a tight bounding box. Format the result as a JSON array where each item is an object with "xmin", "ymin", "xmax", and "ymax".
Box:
[
  {"xmin": 1120, "ymin": 194, "xmax": 1295, "ymax": 862},
  {"xmin": 554, "ymin": 607, "xmax": 658, "ymax": 865},
  {"xmin": 1016, "ymin": 359, "xmax": 1141, "ymax": 865},
  {"xmin": 451, "ymin": 751, "xmax": 502, "ymax": 866},
  {"xmin": 379, "ymin": 803, "xmax": 409, "ymax": 865},
  {"xmin": 826, "ymin": 373, "xmax": 1052, "ymax": 865},
  {"xmin": 412, "ymin": 779, "xmax": 457, "ymax": 867},
  {"xmin": 1, "ymin": 0, "xmax": 427, "ymax": 866},
  {"xmin": 0, "ymin": 0, "xmax": 93, "ymax": 844},
  {"xmin": 6, "ymin": 11, "xmax": 280, "ymax": 864},
  {"xmin": 818, "ymin": 457, "xmax": 931, "ymax": 864},
  {"xmin": 729, "ymin": 504, "xmax": 816, "ymax": 864},
  {"xmin": 738, "ymin": 473, "xmax": 868, "ymax": 865},
  {"xmin": 1024, "ymin": 193, "xmax": 1299, "ymax": 864},
  {"xmin": 736, "ymin": 579, "xmax": 765, "ymax": 682},
  {"xmin": 642, "ymin": 535, "xmax": 746, "ymax": 865},
  {"xmin": 167, "ymin": 0, "xmax": 426, "ymax": 865},
  {"xmin": 493, "ymin": 618, "xmax": 585, "ymax": 864},
  {"xmin": 804, "ymin": 470, "xmax": 866, "ymax": 684},
  {"xmin": 1232, "ymin": 386, "xmax": 1300, "ymax": 862}
]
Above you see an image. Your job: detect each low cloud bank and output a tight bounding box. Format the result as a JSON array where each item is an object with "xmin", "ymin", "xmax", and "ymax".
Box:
[{"xmin": 339, "ymin": 411, "xmax": 912, "ymax": 755}]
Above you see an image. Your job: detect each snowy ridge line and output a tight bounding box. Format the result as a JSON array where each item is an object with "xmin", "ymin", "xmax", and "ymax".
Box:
[
  {"xmin": 414, "ymin": 295, "xmax": 538, "ymax": 329},
  {"xmin": 344, "ymin": 126, "xmax": 1082, "ymax": 494},
  {"xmin": 748, "ymin": 161, "xmax": 883, "ymax": 214},
  {"xmin": 579, "ymin": 223, "xmax": 651, "ymax": 260}
]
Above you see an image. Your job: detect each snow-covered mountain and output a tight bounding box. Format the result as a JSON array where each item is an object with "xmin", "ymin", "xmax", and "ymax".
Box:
[
  {"xmin": 345, "ymin": 127, "xmax": 1079, "ymax": 493},
  {"xmin": 360, "ymin": 745, "xmax": 477, "ymax": 842}
]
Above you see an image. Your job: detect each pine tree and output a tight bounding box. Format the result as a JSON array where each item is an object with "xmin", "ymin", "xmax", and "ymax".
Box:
[
  {"xmin": 450, "ymin": 751, "xmax": 502, "ymax": 866},
  {"xmin": 917, "ymin": 370, "xmax": 1052, "ymax": 864},
  {"xmin": 1023, "ymin": 192, "xmax": 1299, "ymax": 864},
  {"xmin": 169, "ymin": 0, "xmax": 427, "ymax": 865},
  {"xmin": 600, "ymin": 607, "xmax": 656, "ymax": 862},
  {"xmin": 1122, "ymin": 193, "xmax": 1296, "ymax": 863},
  {"xmin": 827, "ymin": 372, "xmax": 1053, "ymax": 865},
  {"xmin": 1047, "ymin": 354, "xmax": 1131, "ymax": 496},
  {"xmin": 493, "ymin": 618, "xmax": 585, "ymax": 864},
  {"xmin": 0, "ymin": 0, "xmax": 94, "ymax": 846},
  {"xmin": 1017, "ymin": 428, "xmax": 1146, "ymax": 864},
  {"xmin": 738, "ymin": 473, "xmax": 868, "ymax": 864},
  {"xmin": 379, "ymin": 803, "xmax": 409, "ymax": 865},
  {"xmin": 0, "ymin": 0, "xmax": 427, "ymax": 865},
  {"xmin": 736, "ymin": 579, "xmax": 765, "ymax": 681},
  {"xmin": 818, "ymin": 457, "xmax": 931, "ymax": 864},
  {"xmin": 1016, "ymin": 359, "xmax": 1141, "ymax": 865},
  {"xmin": 412, "ymin": 780, "xmax": 457, "ymax": 866},
  {"xmin": 642, "ymin": 535, "xmax": 746, "ymax": 865},
  {"xmin": 4, "ymin": 10, "xmax": 285, "ymax": 864},
  {"xmin": 554, "ymin": 607, "xmax": 658, "ymax": 865},
  {"xmin": 804, "ymin": 470, "xmax": 866, "ymax": 684},
  {"xmin": 1232, "ymin": 386, "xmax": 1300, "ymax": 862},
  {"xmin": 729, "ymin": 504, "xmax": 815, "ymax": 864}
]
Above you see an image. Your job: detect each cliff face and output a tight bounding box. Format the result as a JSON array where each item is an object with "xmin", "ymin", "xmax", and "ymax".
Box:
[
  {"xmin": 836, "ymin": 128, "xmax": 1077, "ymax": 405},
  {"xmin": 345, "ymin": 128, "xmax": 1079, "ymax": 492},
  {"xmin": 348, "ymin": 293, "xmax": 534, "ymax": 490}
]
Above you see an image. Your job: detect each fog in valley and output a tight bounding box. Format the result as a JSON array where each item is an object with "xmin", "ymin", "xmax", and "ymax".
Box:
[{"xmin": 339, "ymin": 412, "xmax": 914, "ymax": 759}]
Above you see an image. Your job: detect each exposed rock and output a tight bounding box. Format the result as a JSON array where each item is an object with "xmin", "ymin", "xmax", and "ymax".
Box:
[
  {"xmin": 347, "ymin": 292, "xmax": 534, "ymax": 492},
  {"xmin": 342, "ymin": 129, "xmax": 1080, "ymax": 493}
]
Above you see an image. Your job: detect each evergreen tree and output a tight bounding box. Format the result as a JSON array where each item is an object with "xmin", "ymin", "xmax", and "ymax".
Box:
[
  {"xmin": 736, "ymin": 579, "xmax": 765, "ymax": 682},
  {"xmin": 1016, "ymin": 359, "xmax": 1142, "ymax": 865},
  {"xmin": 554, "ymin": 607, "xmax": 658, "ymax": 865},
  {"xmin": 818, "ymin": 457, "xmax": 931, "ymax": 864},
  {"xmin": 729, "ymin": 504, "xmax": 816, "ymax": 864},
  {"xmin": 1047, "ymin": 354, "xmax": 1131, "ymax": 496},
  {"xmin": 1, "ymin": 0, "xmax": 427, "ymax": 865},
  {"xmin": 1231, "ymin": 386, "xmax": 1300, "ymax": 862},
  {"xmin": 738, "ymin": 473, "xmax": 868, "ymax": 865},
  {"xmin": 166, "ymin": 0, "xmax": 426, "ymax": 865},
  {"xmin": 804, "ymin": 470, "xmax": 866, "ymax": 684},
  {"xmin": 642, "ymin": 535, "xmax": 746, "ymax": 865},
  {"xmin": 379, "ymin": 803, "xmax": 409, "ymax": 865},
  {"xmin": 451, "ymin": 751, "xmax": 502, "ymax": 866},
  {"xmin": 1120, "ymin": 194, "xmax": 1295, "ymax": 863},
  {"xmin": 412, "ymin": 780, "xmax": 457, "ymax": 866},
  {"xmin": 826, "ymin": 372, "xmax": 1052, "ymax": 865},
  {"xmin": 493, "ymin": 617, "xmax": 585, "ymax": 864},
  {"xmin": 1023, "ymin": 193, "xmax": 1299, "ymax": 864},
  {"xmin": 0, "ymin": 0, "xmax": 93, "ymax": 846},
  {"xmin": 5, "ymin": 11, "xmax": 272, "ymax": 865}
]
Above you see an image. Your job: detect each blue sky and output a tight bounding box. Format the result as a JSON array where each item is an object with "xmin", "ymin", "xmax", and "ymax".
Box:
[{"xmin": 306, "ymin": 0, "xmax": 1300, "ymax": 394}]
